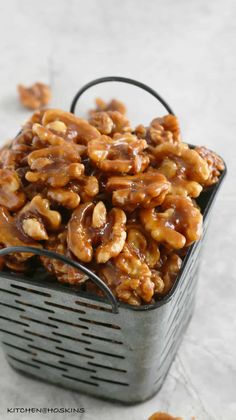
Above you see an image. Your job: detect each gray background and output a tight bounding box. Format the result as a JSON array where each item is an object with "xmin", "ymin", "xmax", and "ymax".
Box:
[{"xmin": 0, "ymin": 1, "xmax": 235, "ymax": 419}]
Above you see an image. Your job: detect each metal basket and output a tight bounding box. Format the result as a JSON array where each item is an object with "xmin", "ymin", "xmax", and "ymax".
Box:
[{"xmin": 0, "ymin": 77, "xmax": 226, "ymax": 404}]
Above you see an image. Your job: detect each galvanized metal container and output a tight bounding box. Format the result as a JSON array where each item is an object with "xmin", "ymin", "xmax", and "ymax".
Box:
[{"xmin": 0, "ymin": 78, "xmax": 226, "ymax": 403}]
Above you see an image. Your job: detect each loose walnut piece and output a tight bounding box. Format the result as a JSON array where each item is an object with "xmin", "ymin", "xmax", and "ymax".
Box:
[
  {"xmin": 18, "ymin": 82, "xmax": 51, "ymax": 110},
  {"xmin": 17, "ymin": 195, "xmax": 61, "ymax": 241},
  {"xmin": 140, "ymin": 195, "xmax": 202, "ymax": 249},
  {"xmin": 67, "ymin": 202, "xmax": 126, "ymax": 263},
  {"xmin": 88, "ymin": 133, "xmax": 149, "ymax": 173},
  {"xmin": 195, "ymin": 146, "xmax": 225, "ymax": 186},
  {"xmin": 0, "ymin": 169, "xmax": 26, "ymax": 211},
  {"xmin": 107, "ymin": 172, "xmax": 170, "ymax": 211}
]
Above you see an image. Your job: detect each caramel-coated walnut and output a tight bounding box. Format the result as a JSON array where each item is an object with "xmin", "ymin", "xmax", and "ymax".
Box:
[
  {"xmin": 0, "ymin": 206, "xmax": 39, "ymax": 263},
  {"xmin": 99, "ymin": 248, "xmax": 163, "ymax": 305},
  {"xmin": 41, "ymin": 232, "xmax": 88, "ymax": 285},
  {"xmin": 67, "ymin": 202, "xmax": 126, "ymax": 263},
  {"xmin": 0, "ymin": 169, "xmax": 26, "ymax": 211},
  {"xmin": 46, "ymin": 173, "xmax": 99, "ymax": 209},
  {"xmin": 151, "ymin": 143, "xmax": 210, "ymax": 184},
  {"xmin": 32, "ymin": 123, "xmax": 66, "ymax": 146},
  {"xmin": 17, "ymin": 195, "xmax": 61, "ymax": 241},
  {"xmin": 42, "ymin": 109, "xmax": 100, "ymax": 144},
  {"xmin": 151, "ymin": 114, "xmax": 181, "ymax": 142},
  {"xmin": 26, "ymin": 144, "xmax": 84, "ymax": 187},
  {"xmin": 98, "ymin": 259, "xmax": 153, "ymax": 305},
  {"xmin": 91, "ymin": 98, "xmax": 127, "ymax": 115},
  {"xmin": 134, "ymin": 115, "xmax": 180, "ymax": 146},
  {"xmin": 97, "ymin": 223, "xmax": 163, "ymax": 305},
  {"xmin": 89, "ymin": 112, "xmax": 113, "ymax": 135},
  {"xmin": 156, "ymin": 250, "xmax": 182, "ymax": 295},
  {"xmin": 18, "ymin": 82, "xmax": 51, "ymax": 110},
  {"xmin": 126, "ymin": 224, "xmax": 160, "ymax": 268},
  {"xmin": 149, "ymin": 163, "xmax": 203, "ymax": 198},
  {"xmin": 107, "ymin": 172, "xmax": 170, "ymax": 211},
  {"xmin": 140, "ymin": 195, "xmax": 202, "ymax": 249},
  {"xmin": 88, "ymin": 134, "xmax": 149, "ymax": 174},
  {"xmin": 89, "ymin": 111, "xmax": 131, "ymax": 135},
  {"xmin": 195, "ymin": 146, "xmax": 225, "ymax": 186}
]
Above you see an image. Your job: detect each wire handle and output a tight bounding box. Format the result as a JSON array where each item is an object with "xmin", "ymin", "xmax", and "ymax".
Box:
[
  {"xmin": 70, "ymin": 76, "xmax": 175, "ymax": 115},
  {"xmin": 0, "ymin": 246, "xmax": 119, "ymax": 314}
]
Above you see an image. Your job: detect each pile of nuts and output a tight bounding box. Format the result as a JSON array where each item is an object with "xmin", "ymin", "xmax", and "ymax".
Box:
[{"xmin": 0, "ymin": 98, "xmax": 225, "ymax": 305}]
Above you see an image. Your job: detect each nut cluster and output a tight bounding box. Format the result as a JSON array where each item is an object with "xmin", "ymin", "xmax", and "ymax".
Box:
[{"xmin": 0, "ymin": 97, "xmax": 224, "ymax": 305}]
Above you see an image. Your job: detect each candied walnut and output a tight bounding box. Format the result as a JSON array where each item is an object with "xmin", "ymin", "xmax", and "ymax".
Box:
[
  {"xmin": 152, "ymin": 143, "xmax": 209, "ymax": 183},
  {"xmin": 47, "ymin": 175, "xmax": 99, "ymax": 209},
  {"xmin": 88, "ymin": 133, "xmax": 149, "ymax": 174},
  {"xmin": 89, "ymin": 112, "xmax": 113, "ymax": 135},
  {"xmin": 0, "ymin": 168, "xmax": 26, "ymax": 211},
  {"xmin": 91, "ymin": 98, "xmax": 127, "ymax": 115},
  {"xmin": 195, "ymin": 146, "xmax": 225, "ymax": 186},
  {"xmin": 67, "ymin": 202, "xmax": 126, "ymax": 263},
  {"xmin": 0, "ymin": 206, "xmax": 39, "ymax": 264},
  {"xmin": 108, "ymin": 111, "xmax": 131, "ymax": 134},
  {"xmin": 41, "ymin": 232, "xmax": 88, "ymax": 285},
  {"xmin": 149, "ymin": 412, "xmax": 183, "ymax": 420},
  {"xmin": 126, "ymin": 224, "xmax": 160, "ymax": 268},
  {"xmin": 99, "ymin": 250, "xmax": 162, "ymax": 305},
  {"xmin": 107, "ymin": 172, "xmax": 170, "ymax": 211},
  {"xmin": 42, "ymin": 109, "xmax": 100, "ymax": 144},
  {"xmin": 89, "ymin": 111, "xmax": 131, "ymax": 135},
  {"xmin": 0, "ymin": 132, "xmax": 34, "ymax": 171},
  {"xmin": 26, "ymin": 144, "xmax": 84, "ymax": 187},
  {"xmin": 96, "ymin": 207, "xmax": 127, "ymax": 263},
  {"xmin": 17, "ymin": 195, "xmax": 61, "ymax": 241},
  {"xmin": 151, "ymin": 114, "xmax": 181, "ymax": 142},
  {"xmin": 47, "ymin": 188, "xmax": 80, "ymax": 209},
  {"xmin": 18, "ymin": 82, "xmax": 51, "ymax": 110},
  {"xmin": 32, "ymin": 123, "xmax": 65, "ymax": 146},
  {"xmin": 156, "ymin": 250, "xmax": 182, "ymax": 295},
  {"xmin": 134, "ymin": 115, "xmax": 180, "ymax": 146},
  {"xmin": 150, "ymin": 143, "xmax": 210, "ymax": 198},
  {"xmin": 140, "ymin": 196, "xmax": 202, "ymax": 249},
  {"xmin": 150, "ymin": 161, "xmax": 203, "ymax": 198},
  {"xmin": 97, "ymin": 224, "xmax": 163, "ymax": 305}
]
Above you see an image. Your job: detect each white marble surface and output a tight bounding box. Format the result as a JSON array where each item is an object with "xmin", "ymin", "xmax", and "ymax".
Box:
[{"xmin": 0, "ymin": 1, "xmax": 235, "ymax": 419}]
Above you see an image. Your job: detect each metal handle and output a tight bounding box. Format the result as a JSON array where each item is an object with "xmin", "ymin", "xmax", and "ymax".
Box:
[
  {"xmin": 0, "ymin": 246, "xmax": 119, "ymax": 314},
  {"xmin": 70, "ymin": 76, "xmax": 175, "ymax": 115}
]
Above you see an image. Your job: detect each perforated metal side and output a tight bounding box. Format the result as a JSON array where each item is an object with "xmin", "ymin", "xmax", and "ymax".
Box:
[{"xmin": 0, "ymin": 241, "xmax": 200, "ymax": 404}]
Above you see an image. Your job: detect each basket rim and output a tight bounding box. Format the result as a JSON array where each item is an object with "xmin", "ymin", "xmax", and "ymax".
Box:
[{"xmin": 0, "ymin": 151, "xmax": 227, "ymax": 313}]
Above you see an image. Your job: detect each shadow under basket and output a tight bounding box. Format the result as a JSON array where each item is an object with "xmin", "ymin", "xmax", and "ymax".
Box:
[{"xmin": 0, "ymin": 77, "xmax": 227, "ymax": 404}]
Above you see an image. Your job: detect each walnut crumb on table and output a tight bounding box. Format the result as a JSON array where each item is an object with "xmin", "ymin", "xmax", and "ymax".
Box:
[
  {"xmin": 148, "ymin": 412, "xmax": 184, "ymax": 420},
  {"xmin": 18, "ymin": 82, "xmax": 51, "ymax": 110}
]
